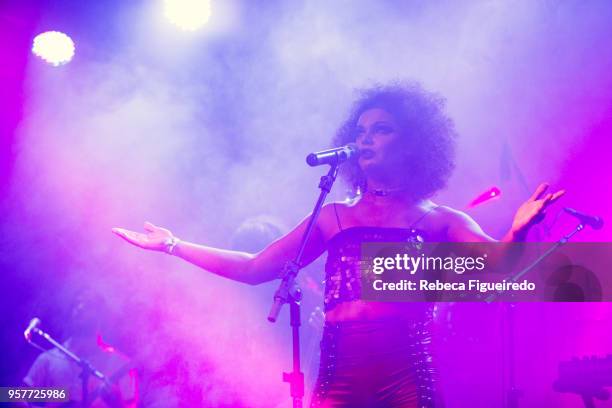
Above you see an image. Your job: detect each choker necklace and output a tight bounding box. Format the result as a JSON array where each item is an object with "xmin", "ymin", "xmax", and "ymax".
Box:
[{"xmin": 366, "ymin": 186, "xmax": 410, "ymax": 197}]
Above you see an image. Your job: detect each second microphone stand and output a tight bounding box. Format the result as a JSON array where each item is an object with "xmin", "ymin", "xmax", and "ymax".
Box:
[
  {"xmin": 485, "ymin": 222, "xmax": 587, "ymax": 408},
  {"xmin": 268, "ymin": 163, "xmax": 339, "ymax": 408},
  {"xmin": 30, "ymin": 326, "xmax": 110, "ymax": 407}
]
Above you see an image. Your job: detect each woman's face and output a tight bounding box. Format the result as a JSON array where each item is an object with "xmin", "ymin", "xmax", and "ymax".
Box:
[{"xmin": 354, "ymin": 108, "xmax": 404, "ymax": 176}]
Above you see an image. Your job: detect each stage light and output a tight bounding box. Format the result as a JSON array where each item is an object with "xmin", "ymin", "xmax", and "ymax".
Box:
[
  {"xmin": 31, "ymin": 31, "xmax": 75, "ymax": 66},
  {"xmin": 467, "ymin": 186, "xmax": 502, "ymax": 208},
  {"xmin": 164, "ymin": 0, "xmax": 212, "ymax": 31}
]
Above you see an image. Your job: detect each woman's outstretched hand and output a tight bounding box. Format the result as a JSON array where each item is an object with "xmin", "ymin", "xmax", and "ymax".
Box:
[
  {"xmin": 112, "ymin": 222, "xmax": 173, "ymax": 252},
  {"xmin": 511, "ymin": 182, "xmax": 565, "ymax": 237}
]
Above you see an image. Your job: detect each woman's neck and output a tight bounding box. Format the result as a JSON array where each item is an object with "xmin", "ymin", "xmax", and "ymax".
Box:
[
  {"xmin": 364, "ymin": 176, "xmax": 414, "ymax": 201},
  {"xmin": 361, "ymin": 189, "xmax": 417, "ymax": 211},
  {"xmin": 366, "ymin": 167, "xmax": 413, "ymax": 189}
]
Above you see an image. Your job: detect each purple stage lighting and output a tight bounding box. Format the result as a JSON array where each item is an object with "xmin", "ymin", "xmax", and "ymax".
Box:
[{"xmin": 31, "ymin": 31, "xmax": 75, "ymax": 66}]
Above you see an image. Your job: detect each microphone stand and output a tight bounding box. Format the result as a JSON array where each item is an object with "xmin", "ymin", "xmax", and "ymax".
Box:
[
  {"xmin": 268, "ymin": 162, "xmax": 340, "ymax": 408},
  {"xmin": 30, "ymin": 326, "xmax": 109, "ymax": 407},
  {"xmin": 485, "ymin": 222, "xmax": 586, "ymax": 303},
  {"xmin": 484, "ymin": 222, "xmax": 586, "ymax": 408}
]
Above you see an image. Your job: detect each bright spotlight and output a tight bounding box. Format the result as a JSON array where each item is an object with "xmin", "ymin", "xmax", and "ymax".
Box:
[
  {"xmin": 164, "ymin": 0, "xmax": 211, "ymax": 31},
  {"xmin": 32, "ymin": 31, "xmax": 75, "ymax": 66}
]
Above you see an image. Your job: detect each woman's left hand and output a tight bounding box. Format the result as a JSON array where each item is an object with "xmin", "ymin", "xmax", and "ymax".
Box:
[{"xmin": 511, "ymin": 182, "xmax": 565, "ymax": 237}]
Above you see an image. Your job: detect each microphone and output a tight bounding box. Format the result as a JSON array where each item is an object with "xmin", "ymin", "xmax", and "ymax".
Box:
[
  {"xmin": 564, "ymin": 208, "xmax": 604, "ymax": 230},
  {"xmin": 24, "ymin": 317, "xmax": 41, "ymax": 342},
  {"xmin": 306, "ymin": 143, "xmax": 359, "ymax": 167}
]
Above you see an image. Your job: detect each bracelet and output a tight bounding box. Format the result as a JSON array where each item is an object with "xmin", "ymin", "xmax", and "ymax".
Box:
[{"xmin": 163, "ymin": 237, "xmax": 180, "ymax": 255}]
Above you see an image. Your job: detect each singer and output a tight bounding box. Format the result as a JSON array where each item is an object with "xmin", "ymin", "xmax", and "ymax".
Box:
[{"xmin": 112, "ymin": 82, "xmax": 564, "ymax": 407}]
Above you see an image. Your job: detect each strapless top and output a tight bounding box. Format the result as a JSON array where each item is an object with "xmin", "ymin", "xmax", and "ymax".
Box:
[{"xmin": 323, "ymin": 226, "xmax": 427, "ymax": 312}]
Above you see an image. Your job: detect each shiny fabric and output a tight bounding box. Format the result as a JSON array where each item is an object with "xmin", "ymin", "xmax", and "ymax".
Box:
[
  {"xmin": 313, "ymin": 226, "xmax": 439, "ymax": 407},
  {"xmin": 324, "ymin": 226, "xmax": 426, "ymax": 312},
  {"xmin": 310, "ymin": 317, "xmax": 437, "ymax": 408}
]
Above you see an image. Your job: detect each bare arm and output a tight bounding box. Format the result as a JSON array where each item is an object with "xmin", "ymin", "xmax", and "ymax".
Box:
[
  {"xmin": 443, "ymin": 206, "xmax": 496, "ymax": 243},
  {"xmin": 112, "ymin": 212, "xmax": 327, "ymax": 285}
]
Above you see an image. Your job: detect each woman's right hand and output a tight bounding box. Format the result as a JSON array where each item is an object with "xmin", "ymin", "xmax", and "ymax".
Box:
[{"xmin": 112, "ymin": 222, "xmax": 174, "ymax": 252}]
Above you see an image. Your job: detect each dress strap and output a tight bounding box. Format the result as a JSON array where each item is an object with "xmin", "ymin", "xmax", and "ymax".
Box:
[
  {"xmin": 333, "ymin": 202, "xmax": 343, "ymax": 231},
  {"xmin": 410, "ymin": 205, "xmax": 439, "ymax": 229}
]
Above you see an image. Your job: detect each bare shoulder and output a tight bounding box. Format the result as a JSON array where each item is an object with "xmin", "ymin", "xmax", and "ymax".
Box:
[
  {"xmin": 433, "ymin": 204, "xmax": 474, "ymax": 223},
  {"xmin": 318, "ymin": 198, "xmax": 358, "ymax": 239},
  {"xmin": 321, "ymin": 197, "xmax": 359, "ymax": 214}
]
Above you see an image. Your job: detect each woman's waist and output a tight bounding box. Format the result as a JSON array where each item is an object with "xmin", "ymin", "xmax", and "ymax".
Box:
[
  {"xmin": 324, "ymin": 300, "xmax": 432, "ymax": 324},
  {"xmin": 320, "ymin": 301, "xmax": 433, "ymax": 357}
]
